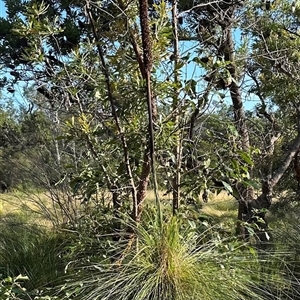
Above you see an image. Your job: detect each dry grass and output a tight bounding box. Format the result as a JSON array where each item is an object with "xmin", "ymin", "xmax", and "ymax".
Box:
[
  {"xmin": 0, "ymin": 193, "xmax": 20, "ymax": 214},
  {"xmin": 144, "ymin": 189, "xmax": 237, "ymax": 218},
  {"xmin": 201, "ymin": 191, "xmax": 237, "ymax": 217},
  {"xmin": 0, "ymin": 191, "xmax": 66, "ymax": 227},
  {"xmin": 0, "ymin": 189, "xmax": 238, "ymax": 227},
  {"xmin": 144, "ymin": 189, "xmax": 171, "ymax": 201}
]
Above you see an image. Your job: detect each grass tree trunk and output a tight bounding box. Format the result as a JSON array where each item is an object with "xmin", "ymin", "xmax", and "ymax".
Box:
[{"xmin": 116, "ymin": 0, "xmax": 159, "ymax": 222}]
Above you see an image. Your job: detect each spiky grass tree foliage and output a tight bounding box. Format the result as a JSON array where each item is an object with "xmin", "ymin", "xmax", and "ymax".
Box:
[{"xmin": 61, "ymin": 216, "xmax": 282, "ymax": 300}]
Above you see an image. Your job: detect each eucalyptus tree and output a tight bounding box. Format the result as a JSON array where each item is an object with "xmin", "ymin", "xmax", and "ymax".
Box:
[
  {"xmin": 240, "ymin": 0, "xmax": 300, "ymax": 218},
  {"xmin": 170, "ymin": 0, "xmax": 258, "ymax": 237},
  {"xmin": 171, "ymin": 0, "xmax": 300, "ymax": 238}
]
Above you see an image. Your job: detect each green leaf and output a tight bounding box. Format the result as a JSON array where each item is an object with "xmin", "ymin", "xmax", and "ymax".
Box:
[
  {"xmin": 204, "ymin": 158, "xmax": 211, "ymax": 168},
  {"xmin": 231, "ymin": 159, "xmax": 239, "ymax": 171},
  {"xmin": 192, "ymin": 57, "xmax": 202, "ymax": 64},
  {"xmin": 248, "ymin": 247, "xmax": 257, "ymax": 256},
  {"xmin": 238, "ymin": 150, "xmax": 253, "ymax": 165},
  {"xmin": 221, "ymin": 181, "xmax": 233, "ymax": 194},
  {"xmin": 227, "ymin": 124, "xmax": 238, "ymax": 137},
  {"xmin": 243, "ymin": 179, "xmax": 260, "ymax": 189},
  {"xmin": 175, "ymin": 60, "xmax": 185, "ymax": 70},
  {"xmin": 184, "ymin": 79, "xmax": 197, "ymax": 97},
  {"xmin": 4, "ymin": 277, "xmax": 13, "ymax": 283},
  {"xmin": 181, "ymin": 53, "xmax": 191, "ymax": 61},
  {"xmin": 188, "ymin": 220, "xmax": 196, "ymax": 229}
]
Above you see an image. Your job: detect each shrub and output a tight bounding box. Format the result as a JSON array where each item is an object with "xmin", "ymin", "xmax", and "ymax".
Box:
[{"xmin": 0, "ymin": 274, "xmax": 61, "ymax": 300}]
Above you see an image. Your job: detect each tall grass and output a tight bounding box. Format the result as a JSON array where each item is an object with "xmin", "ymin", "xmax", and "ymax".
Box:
[
  {"xmin": 2, "ymin": 190, "xmax": 299, "ymax": 299},
  {"xmin": 61, "ymin": 214, "xmax": 284, "ymax": 300},
  {"xmin": 266, "ymin": 206, "xmax": 300, "ymax": 299},
  {"xmin": 0, "ymin": 213, "xmax": 67, "ymax": 292}
]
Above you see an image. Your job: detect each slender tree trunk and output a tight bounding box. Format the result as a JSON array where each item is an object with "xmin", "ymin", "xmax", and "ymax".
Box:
[
  {"xmin": 116, "ymin": 0, "xmax": 159, "ymax": 221},
  {"xmin": 85, "ymin": 0, "xmax": 137, "ymax": 216},
  {"xmin": 135, "ymin": 145, "xmax": 151, "ymax": 221},
  {"xmin": 223, "ymin": 26, "xmax": 254, "ymax": 237},
  {"xmin": 136, "ymin": 0, "xmax": 161, "ymax": 223},
  {"xmin": 53, "ymin": 112, "xmax": 61, "ymax": 166},
  {"xmin": 171, "ymin": 0, "xmax": 181, "ymax": 214}
]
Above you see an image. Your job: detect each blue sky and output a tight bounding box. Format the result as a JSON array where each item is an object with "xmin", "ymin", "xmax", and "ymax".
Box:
[{"xmin": 0, "ymin": 1, "xmax": 6, "ymax": 17}]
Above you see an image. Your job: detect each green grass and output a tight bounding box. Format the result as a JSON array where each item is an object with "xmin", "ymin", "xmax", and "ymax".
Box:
[
  {"xmin": 0, "ymin": 212, "xmax": 68, "ymax": 292},
  {"xmin": 61, "ymin": 214, "xmax": 285, "ymax": 300},
  {"xmin": 1, "ymin": 190, "xmax": 299, "ymax": 299}
]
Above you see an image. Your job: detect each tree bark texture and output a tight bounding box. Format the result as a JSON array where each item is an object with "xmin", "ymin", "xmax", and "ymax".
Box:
[{"xmin": 136, "ymin": 0, "xmax": 160, "ymax": 222}]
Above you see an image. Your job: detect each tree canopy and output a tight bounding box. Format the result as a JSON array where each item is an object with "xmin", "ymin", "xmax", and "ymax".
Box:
[{"xmin": 1, "ymin": 0, "xmax": 300, "ymax": 297}]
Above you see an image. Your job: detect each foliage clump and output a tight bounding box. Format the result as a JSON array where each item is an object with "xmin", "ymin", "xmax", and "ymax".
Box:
[{"xmin": 61, "ymin": 216, "xmax": 279, "ymax": 300}]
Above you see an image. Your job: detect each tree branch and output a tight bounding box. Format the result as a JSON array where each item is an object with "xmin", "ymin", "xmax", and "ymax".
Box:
[{"xmin": 85, "ymin": 0, "xmax": 138, "ymax": 212}]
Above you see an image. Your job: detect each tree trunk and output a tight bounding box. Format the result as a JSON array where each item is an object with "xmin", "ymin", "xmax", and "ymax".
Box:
[
  {"xmin": 136, "ymin": 150, "xmax": 151, "ymax": 219},
  {"xmin": 171, "ymin": 0, "xmax": 181, "ymax": 214},
  {"xmin": 225, "ymin": 24, "xmax": 300, "ymax": 238},
  {"xmin": 223, "ymin": 26, "xmax": 254, "ymax": 237},
  {"xmin": 136, "ymin": 0, "xmax": 161, "ymax": 223},
  {"xmin": 86, "ymin": 0, "xmax": 138, "ymax": 219}
]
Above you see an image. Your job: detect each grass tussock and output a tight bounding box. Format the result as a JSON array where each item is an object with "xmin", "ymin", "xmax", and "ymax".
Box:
[
  {"xmin": 1, "ymin": 190, "xmax": 299, "ymax": 299},
  {"xmin": 0, "ymin": 213, "xmax": 67, "ymax": 291},
  {"xmin": 62, "ymin": 215, "xmax": 277, "ymax": 300}
]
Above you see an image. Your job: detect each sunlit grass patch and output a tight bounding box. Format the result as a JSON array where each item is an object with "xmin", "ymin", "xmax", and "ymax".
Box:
[
  {"xmin": 0, "ymin": 190, "xmax": 73, "ymax": 228},
  {"xmin": 201, "ymin": 191, "xmax": 237, "ymax": 218},
  {"xmin": 0, "ymin": 212, "xmax": 67, "ymax": 292}
]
